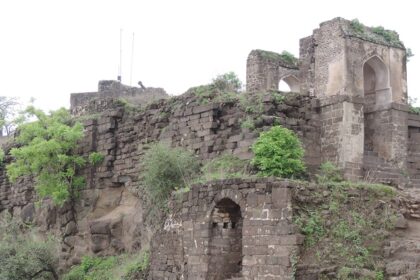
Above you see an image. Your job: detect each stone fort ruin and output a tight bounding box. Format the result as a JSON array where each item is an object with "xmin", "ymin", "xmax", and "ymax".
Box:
[
  {"xmin": 1, "ymin": 17, "xmax": 420, "ymax": 279},
  {"xmin": 247, "ymin": 17, "xmax": 413, "ymax": 183}
]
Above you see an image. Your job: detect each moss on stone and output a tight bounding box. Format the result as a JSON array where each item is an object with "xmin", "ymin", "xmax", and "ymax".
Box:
[
  {"xmin": 255, "ymin": 49, "xmax": 298, "ymax": 67},
  {"xmin": 347, "ymin": 19, "xmax": 404, "ymax": 49}
]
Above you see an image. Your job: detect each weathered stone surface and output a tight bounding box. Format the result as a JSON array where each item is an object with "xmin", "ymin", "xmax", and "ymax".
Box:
[
  {"xmin": 149, "ymin": 178, "xmax": 300, "ymax": 280},
  {"xmin": 0, "ymin": 17, "xmax": 419, "ymax": 279}
]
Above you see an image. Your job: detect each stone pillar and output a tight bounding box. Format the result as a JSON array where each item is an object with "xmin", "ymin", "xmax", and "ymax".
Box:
[{"xmin": 319, "ymin": 95, "xmax": 364, "ymax": 180}]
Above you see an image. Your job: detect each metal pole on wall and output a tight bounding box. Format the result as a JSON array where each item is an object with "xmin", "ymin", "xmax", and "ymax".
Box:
[
  {"xmin": 130, "ymin": 32, "xmax": 135, "ymax": 86},
  {"xmin": 118, "ymin": 28, "xmax": 123, "ymax": 82}
]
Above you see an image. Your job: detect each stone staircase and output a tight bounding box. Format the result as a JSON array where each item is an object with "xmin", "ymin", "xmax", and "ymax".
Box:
[{"xmin": 385, "ymin": 188, "xmax": 420, "ymax": 279}]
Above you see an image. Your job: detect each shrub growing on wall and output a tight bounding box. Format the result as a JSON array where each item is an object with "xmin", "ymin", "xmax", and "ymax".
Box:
[
  {"xmin": 142, "ymin": 143, "xmax": 199, "ymax": 205},
  {"xmin": 251, "ymin": 125, "xmax": 305, "ymax": 178},
  {"xmin": 6, "ymin": 106, "xmax": 103, "ymax": 205}
]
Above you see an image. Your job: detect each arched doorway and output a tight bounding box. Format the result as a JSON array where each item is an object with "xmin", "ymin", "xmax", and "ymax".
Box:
[
  {"xmin": 363, "ymin": 56, "xmax": 391, "ymax": 157},
  {"xmin": 208, "ymin": 198, "xmax": 243, "ymax": 279},
  {"xmin": 279, "ymin": 75, "xmax": 300, "ymax": 92}
]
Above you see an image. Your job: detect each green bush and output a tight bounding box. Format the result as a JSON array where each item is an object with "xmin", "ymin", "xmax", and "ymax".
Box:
[
  {"xmin": 251, "ymin": 125, "xmax": 305, "ymax": 178},
  {"xmin": 63, "ymin": 251, "xmax": 150, "ymax": 280},
  {"xmin": 122, "ymin": 251, "xmax": 150, "ymax": 280},
  {"xmin": 212, "ymin": 71, "xmax": 242, "ymax": 93},
  {"xmin": 279, "ymin": 50, "xmax": 298, "ymax": 66},
  {"xmin": 142, "ymin": 143, "xmax": 199, "ymax": 205},
  {"xmin": 316, "ymin": 161, "xmax": 343, "ymax": 184},
  {"xmin": 6, "ymin": 106, "xmax": 108, "ymax": 205},
  {"xmin": 0, "ymin": 215, "xmax": 58, "ymax": 280},
  {"xmin": 0, "ymin": 148, "xmax": 4, "ymax": 165},
  {"xmin": 88, "ymin": 152, "xmax": 105, "ymax": 166},
  {"xmin": 64, "ymin": 256, "xmax": 117, "ymax": 280}
]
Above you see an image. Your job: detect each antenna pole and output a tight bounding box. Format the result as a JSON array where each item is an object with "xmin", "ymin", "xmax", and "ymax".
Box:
[
  {"xmin": 130, "ymin": 32, "xmax": 135, "ymax": 86},
  {"xmin": 118, "ymin": 28, "xmax": 123, "ymax": 82}
]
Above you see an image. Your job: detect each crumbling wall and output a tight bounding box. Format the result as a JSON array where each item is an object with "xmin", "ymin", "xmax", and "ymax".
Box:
[
  {"xmin": 407, "ymin": 113, "xmax": 420, "ymax": 188},
  {"xmin": 246, "ymin": 50, "xmax": 299, "ymax": 92},
  {"xmin": 0, "ymin": 90, "xmax": 321, "ymax": 270},
  {"xmin": 149, "ymin": 178, "xmax": 301, "ymax": 280},
  {"xmin": 70, "ymin": 80, "xmax": 168, "ymax": 116}
]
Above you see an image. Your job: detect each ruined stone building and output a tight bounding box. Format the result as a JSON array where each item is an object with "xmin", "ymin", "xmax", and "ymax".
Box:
[
  {"xmin": 247, "ymin": 17, "xmax": 415, "ymax": 184},
  {"xmin": 1, "ymin": 17, "xmax": 420, "ymax": 279}
]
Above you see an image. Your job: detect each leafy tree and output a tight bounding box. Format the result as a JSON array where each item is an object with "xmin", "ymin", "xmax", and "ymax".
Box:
[
  {"xmin": 212, "ymin": 71, "xmax": 242, "ymax": 93},
  {"xmin": 0, "ymin": 214, "xmax": 58, "ymax": 280},
  {"xmin": 0, "ymin": 96, "xmax": 19, "ymax": 136},
  {"xmin": 251, "ymin": 125, "xmax": 305, "ymax": 178},
  {"xmin": 6, "ymin": 106, "xmax": 87, "ymax": 205}
]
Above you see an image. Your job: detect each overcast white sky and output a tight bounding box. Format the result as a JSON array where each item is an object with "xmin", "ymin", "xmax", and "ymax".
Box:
[{"xmin": 0, "ymin": 0, "xmax": 419, "ymax": 111}]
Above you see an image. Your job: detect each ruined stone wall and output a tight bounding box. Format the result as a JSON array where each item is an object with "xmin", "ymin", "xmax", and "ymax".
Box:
[
  {"xmin": 318, "ymin": 95, "xmax": 364, "ymax": 179},
  {"xmin": 149, "ymin": 178, "xmax": 301, "ymax": 280},
  {"xmin": 306, "ymin": 18, "xmax": 347, "ymax": 97},
  {"xmin": 70, "ymin": 80, "xmax": 168, "ymax": 116},
  {"xmin": 408, "ymin": 113, "xmax": 420, "ymax": 187},
  {"xmin": 246, "ymin": 50, "xmax": 299, "ymax": 92},
  {"xmin": 0, "ymin": 90, "xmax": 321, "ymax": 270}
]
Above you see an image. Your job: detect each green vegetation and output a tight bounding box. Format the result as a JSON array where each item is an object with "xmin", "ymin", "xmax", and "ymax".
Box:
[
  {"xmin": 315, "ymin": 161, "xmax": 343, "ymax": 184},
  {"xmin": 88, "ymin": 152, "xmax": 105, "ymax": 166},
  {"xmin": 257, "ymin": 49, "xmax": 298, "ymax": 66},
  {"xmin": 142, "ymin": 143, "xmax": 200, "ymax": 207},
  {"xmin": 279, "ymin": 50, "xmax": 299, "ymax": 66},
  {"xmin": 212, "ymin": 71, "xmax": 242, "ymax": 93},
  {"xmin": 186, "ymin": 72, "xmax": 243, "ymax": 105},
  {"xmin": 0, "ymin": 214, "xmax": 58, "ymax": 280},
  {"xmin": 371, "ymin": 26, "xmax": 399, "ymax": 44},
  {"xmin": 251, "ymin": 125, "xmax": 305, "ymax": 178},
  {"xmin": 350, "ymin": 19, "xmax": 364, "ymax": 34},
  {"xmin": 0, "ymin": 148, "xmax": 5, "ymax": 165},
  {"xmin": 294, "ymin": 162, "xmax": 398, "ymax": 278},
  {"xmin": 6, "ymin": 107, "xmax": 87, "ymax": 205},
  {"xmin": 0, "ymin": 96, "xmax": 19, "ymax": 136},
  {"xmin": 240, "ymin": 116, "xmax": 256, "ymax": 130},
  {"xmin": 199, "ymin": 154, "xmax": 250, "ymax": 182},
  {"xmin": 64, "ymin": 251, "xmax": 149, "ymax": 280},
  {"xmin": 349, "ymin": 18, "xmax": 404, "ymax": 48},
  {"xmin": 406, "ymin": 48, "xmax": 414, "ymax": 62},
  {"xmin": 408, "ymin": 96, "xmax": 420, "ymax": 115}
]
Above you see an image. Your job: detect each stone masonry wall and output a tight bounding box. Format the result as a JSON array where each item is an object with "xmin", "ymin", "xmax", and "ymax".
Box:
[
  {"xmin": 70, "ymin": 80, "xmax": 168, "ymax": 116},
  {"xmin": 0, "ymin": 90, "xmax": 321, "ymax": 270},
  {"xmin": 408, "ymin": 113, "xmax": 420, "ymax": 188},
  {"xmin": 149, "ymin": 178, "xmax": 302, "ymax": 280},
  {"xmin": 246, "ymin": 50, "xmax": 299, "ymax": 92},
  {"xmin": 319, "ymin": 95, "xmax": 364, "ymax": 180}
]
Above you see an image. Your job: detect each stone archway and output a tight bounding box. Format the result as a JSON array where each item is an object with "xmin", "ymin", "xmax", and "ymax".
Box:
[
  {"xmin": 363, "ymin": 56, "xmax": 391, "ymax": 158},
  {"xmin": 207, "ymin": 198, "xmax": 243, "ymax": 279},
  {"xmin": 279, "ymin": 75, "xmax": 300, "ymax": 92}
]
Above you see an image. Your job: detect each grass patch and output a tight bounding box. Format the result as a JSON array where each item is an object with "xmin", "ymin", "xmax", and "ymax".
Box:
[
  {"xmin": 198, "ymin": 154, "xmax": 251, "ymax": 182},
  {"xmin": 293, "ymin": 171, "xmax": 398, "ymax": 277},
  {"xmin": 63, "ymin": 251, "xmax": 150, "ymax": 280}
]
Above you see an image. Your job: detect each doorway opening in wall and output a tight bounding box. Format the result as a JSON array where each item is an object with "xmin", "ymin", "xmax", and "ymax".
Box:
[
  {"xmin": 278, "ymin": 75, "xmax": 300, "ymax": 92},
  {"xmin": 363, "ymin": 55, "xmax": 391, "ymax": 159},
  {"xmin": 208, "ymin": 198, "xmax": 242, "ymax": 280}
]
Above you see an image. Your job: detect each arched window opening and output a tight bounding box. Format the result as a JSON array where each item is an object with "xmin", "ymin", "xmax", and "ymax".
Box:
[
  {"xmin": 208, "ymin": 198, "xmax": 242, "ymax": 279},
  {"xmin": 363, "ymin": 56, "xmax": 391, "ymax": 108},
  {"xmin": 279, "ymin": 75, "xmax": 300, "ymax": 93},
  {"xmin": 363, "ymin": 56, "xmax": 391, "ymax": 158}
]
